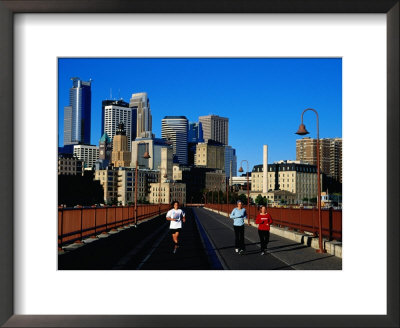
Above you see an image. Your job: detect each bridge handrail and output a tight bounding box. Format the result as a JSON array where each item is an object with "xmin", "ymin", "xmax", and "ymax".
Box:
[
  {"xmin": 58, "ymin": 204, "xmax": 171, "ymax": 249},
  {"xmin": 203, "ymin": 204, "xmax": 342, "ymax": 241}
]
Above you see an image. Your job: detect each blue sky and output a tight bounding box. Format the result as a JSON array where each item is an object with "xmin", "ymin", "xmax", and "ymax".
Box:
[{"xmin": 58, "ymin": 58, "xmax": 342, "ymax": 171}]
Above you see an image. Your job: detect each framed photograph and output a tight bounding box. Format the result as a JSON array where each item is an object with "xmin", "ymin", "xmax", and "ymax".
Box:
[{"xmin": 1, "ymin": 0, "xmax": 398, "ymax": 327}]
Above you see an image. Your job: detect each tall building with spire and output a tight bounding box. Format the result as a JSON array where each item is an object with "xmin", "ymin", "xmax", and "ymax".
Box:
[
  {"xmin": 99, "ymin": 133, "xmax": 112, "ymax": 161},
  {"xmin": 130, "ymin": 92, "xmax": 152, "ymax": 139},
  {"xmin": 161, "ymin": 116, "xmax": 188, "ymax": 165},
  {"xmin": 111, "ymin": 123, "xmax": 131, "ymax": 168},
  {"xmin": 63, "ymin": 77, "xmax": 92, "ymax": 145}
]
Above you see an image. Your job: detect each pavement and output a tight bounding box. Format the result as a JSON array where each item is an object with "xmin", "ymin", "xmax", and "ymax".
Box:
[
  {"xmin": 193, "ymin": 207, "xmax": 342, "ymax": 270},
  {"xmin": 58, "ymin": 207, "xmax": 342, "ymax": 270}
]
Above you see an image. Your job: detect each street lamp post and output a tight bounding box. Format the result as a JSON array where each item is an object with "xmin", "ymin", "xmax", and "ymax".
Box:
[
  {"xmin": 217, "ymin": 185, "xmax": 219, "ymax": 207},
  {"xmin": 134, "ymin": 143, "xmax": 151, "ymax": 227},
  {"xmin": 158, "ymin": 165, "xmax": 168, "ymax": 211},
  {"xmin": 295, "ymin": 108, "xmax": 326, "ymax": 253},
  {"xmin": 238, "ymin": 159, "xmax": 250, "ymax": 226},
  {"xmin": 226, "ymin": 176, "xmax": 229, "ymax": 216}
]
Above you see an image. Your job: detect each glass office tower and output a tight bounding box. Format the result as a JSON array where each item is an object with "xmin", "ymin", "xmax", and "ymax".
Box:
[{"xmin": 63, "ymin": 77, "xmax": 92, "ymax": 145}]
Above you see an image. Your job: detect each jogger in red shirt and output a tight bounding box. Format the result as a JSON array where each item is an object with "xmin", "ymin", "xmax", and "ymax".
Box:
[{"xmin": 255, "ymin": 205, "xmax": 272, "ymax": 255}]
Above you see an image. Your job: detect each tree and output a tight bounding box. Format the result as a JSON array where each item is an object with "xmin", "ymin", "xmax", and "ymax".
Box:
[
  {"xmin": 309, "ymin": 197, "xmax": 317, "ymax": 204},
  {"xmin": 302, "ymin": 197, "xmax": 309, "ymax": 204},
  {"xmin": 106, "ymin": 197, "xmax": 118, "ymax": 206},
  {"xmin": 255, "ymin": 194, "xmax": 266, "ymax": 206},
  {"xmin": 237, "ymin": 193, "xmax": 248, "ymax": 205}
]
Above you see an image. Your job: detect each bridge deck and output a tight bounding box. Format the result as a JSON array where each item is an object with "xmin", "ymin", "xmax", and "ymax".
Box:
[
  {"xmin": 194, "ymin": 207, "xmax": 341, "ymax": 270},
  {"xmin": 58, "ymin": 207, "xmax": 342, "ymax": 270}
]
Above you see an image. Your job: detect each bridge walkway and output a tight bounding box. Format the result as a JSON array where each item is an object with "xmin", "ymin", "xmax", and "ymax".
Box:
[
  {"xmin": 194, "ymin": 207, "xmax": 342, "ymax": 270},
  {"xmin": 58, "ymin": 207, "xmax": 341, "ymax": 270}
]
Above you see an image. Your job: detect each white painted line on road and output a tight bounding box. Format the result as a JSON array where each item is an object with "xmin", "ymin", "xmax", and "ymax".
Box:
[{"xmin": 112, "ymin": 223, "xmax": 168, "ymax": 270}]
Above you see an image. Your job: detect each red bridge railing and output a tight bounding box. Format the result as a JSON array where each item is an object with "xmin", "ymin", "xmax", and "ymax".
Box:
[
  {"xmin": 204, "ymin": 204, "xmax": 342, "ymax": 242},
  {"xmin": 58, "ymin": 204, "xmax": 171, "ymax": 248}
]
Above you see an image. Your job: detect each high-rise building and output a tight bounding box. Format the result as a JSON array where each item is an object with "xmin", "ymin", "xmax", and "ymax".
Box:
[
  {"xmin": 111, "ymin": 122, "xmax": 131, "ymax": 168},
  {"xmin": 130, "ymin": 92, "xmax": 152, "ymax": 139},
  {"xmin": 161, "ymin": 116, "xmax": 188, "ymax": 165},
  {"xmin": 103, "ymin": 102, "xmax": 133, "ymax": 151},
  {"xmin": 195, "ymin": 140, "xmax": 225, "ymax": 171},
  {"xmin": 296, "ymin": 137, "xmax": 342, "ymax": 183},
  {"xmin": 224, "ymin": 146, "xmax": 237, "ymax": 178},
  {"xmin": 63, "ymin": 77, "xmax": 92, "ymax": 146},
  {"xmin": 131, "ymin": 137, "xmax": 173, "ymax": 170},
  {"xmin": 188, "ymin": 122, "xmax": 204, "ymax": 143},
  {"xmin": 199, "ymin": 115, "xmax": 229, "ymax": 145},
  {"xmin": 101, "ymin": 99, "xmax": 137, "ymax": 142},
  {"xmin": 187, "ymin": 122, "xmax": 204, "ymax": 165},
  {"xmin": 73, "ymin": 144, "xmax": 99, "ymax": 169}
]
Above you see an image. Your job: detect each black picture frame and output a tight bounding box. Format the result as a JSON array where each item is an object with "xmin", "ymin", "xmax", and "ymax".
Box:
[{"xmin": 0, "ymin": 1, "xmax": 398, "ymax": 327}]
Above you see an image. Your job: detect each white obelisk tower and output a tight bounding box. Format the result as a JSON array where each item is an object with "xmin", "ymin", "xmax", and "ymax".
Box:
[{"xmin": 263, "ymin": 145, "xmax": 268, "ymax": 193}]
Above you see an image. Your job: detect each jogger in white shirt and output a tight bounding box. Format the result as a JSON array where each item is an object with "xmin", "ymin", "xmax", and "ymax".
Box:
[{"xmin": 166, "ymin": 201, "xmax": 186, "ymax": 254}]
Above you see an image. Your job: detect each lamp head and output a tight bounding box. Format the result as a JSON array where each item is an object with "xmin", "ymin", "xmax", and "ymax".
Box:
[
  {"xmin": 238, "ymin": 167, "xmax": 244, "ymax": 173},
  {"xmin": 143, "ymin": 151, "xmax": 151, "ymax": 159},
  {"xmin": 295, "ymin": 123, "xmax": 309, "ymax": 135}
]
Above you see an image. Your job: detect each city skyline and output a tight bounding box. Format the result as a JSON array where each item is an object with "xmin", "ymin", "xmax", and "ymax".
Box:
[{"xmin": 58, "ymin": 58, "xmax": 342, "ymax": 171}]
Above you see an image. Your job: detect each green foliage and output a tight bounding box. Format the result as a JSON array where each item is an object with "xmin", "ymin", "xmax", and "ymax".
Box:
[
  {"xmin": 237, "ymin": 193, "xmax": 248, "ymax": 205},
  {"xmin": 255, "ymin": 194, "xmax": 267, "ymax": 206},
  {"xmin": 106, "ymin": 197, "xmax": 118, "ymax": 206}
]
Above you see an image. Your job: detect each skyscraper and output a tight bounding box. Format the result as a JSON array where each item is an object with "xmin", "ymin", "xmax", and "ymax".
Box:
[
  {"xmin": 63, "ymin": 77, "xmax": 92, "ymax": 145},
  {"xmin": 130, "ymin": 92, "xmax": 152, "ymax": 139},
  {"xmin": 101, "ymin": 99, "xmax": 137, "ymax": 141},
  {"xmin": 224, "ymin": 146, "xmax": 237, "ymax": 178},
  {"xmin": 73, "ymin": 144, "xmax": 99, "ymax": 169},
  {"xmin": 103, "ymin": 103, "xmax": 133, "ymax": 151},
  {"xmin": 188, "ymin": 122, "xmax": 204, "ymax": 143},
  {"xmin": 199, "ymin": 115, "xmax": 229, "ymax": 145},
  {"xmin": 195, "ymin": 140, "xmax": 225, "ymax": 171},
  {"xmin": 161, "ymin": 116, "xmax": 188, "ymax": 165},
  {"xmin": 296, "ymin": 137, "xmax": 342, "ymax": 183},
  {"xmin": 187, "ymin": 122, "xmax": 204, "ymax": 165},
  {"xmin": 111, "ymin": 122, "xmax": 131, "ymax": 168}
]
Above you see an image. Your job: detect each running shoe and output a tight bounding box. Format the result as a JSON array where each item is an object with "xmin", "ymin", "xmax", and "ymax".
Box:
[
  {"xmin": 235, "ymin": 248, "xmax": 239, "ymax": 253},
  {"xmin": 239, "ymin": 249, "xmax": 244, "ymax": 255}
]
